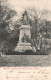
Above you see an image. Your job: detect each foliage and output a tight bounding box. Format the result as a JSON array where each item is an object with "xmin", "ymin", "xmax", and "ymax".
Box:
[
  {"xmin": 28, "ymin": 8, "xmax": 51, "ymax": 50},
  {"xmin": 0, "ymin": 0, "xmax": 17, "ymax": 54}
]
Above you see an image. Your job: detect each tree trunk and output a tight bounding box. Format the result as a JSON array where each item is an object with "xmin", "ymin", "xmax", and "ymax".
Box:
[{"xmin": 0, "ymin": 51, "xmax": 2, "ymax": 57}]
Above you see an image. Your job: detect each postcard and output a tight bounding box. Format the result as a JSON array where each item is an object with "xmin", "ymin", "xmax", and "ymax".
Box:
[{"xmin": 0, "ymin": 0, "xmax": 51, "ymax": 80}]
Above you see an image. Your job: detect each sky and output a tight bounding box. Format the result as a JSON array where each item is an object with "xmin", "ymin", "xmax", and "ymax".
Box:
[
  {"xmin": 6, "ymin": 0, "xmax": 51, "ymax": 30},
  {"xmin": 7, "ymin": 0, "xmax": 51, "ymax": 21},
  {"xmin": 7, "ymin": 0, "xmax": 51, "ymax": 12}
]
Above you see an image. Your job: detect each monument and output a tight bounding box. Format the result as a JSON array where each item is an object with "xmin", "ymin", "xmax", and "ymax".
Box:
[{"xmin": 14, "ymin": 11, "xmax": 32, "ymax": 52}]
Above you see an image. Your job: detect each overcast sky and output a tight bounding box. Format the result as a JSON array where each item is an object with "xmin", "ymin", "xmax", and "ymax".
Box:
[
  {"xmin": 7, "ymin": 0, "xmax": 51, "ymax": 12},
  {"xmin": 7, "ymin": 0, "xmax": 51, "ymax": 21}
]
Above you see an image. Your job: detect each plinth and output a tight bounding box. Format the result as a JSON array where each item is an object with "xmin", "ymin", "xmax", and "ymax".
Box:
[{"xmin": 14, "ymin": 25, "xmax": 32, "ymax": 52}]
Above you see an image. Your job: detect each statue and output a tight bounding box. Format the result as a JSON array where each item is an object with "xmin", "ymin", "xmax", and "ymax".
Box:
[{"xmin": 22, "ymin": 10, "xmax": 30, "ymax": 25}]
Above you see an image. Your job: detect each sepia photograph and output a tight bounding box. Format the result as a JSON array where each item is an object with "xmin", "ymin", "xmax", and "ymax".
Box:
[{"xmin": 0, "ymin": 0, "xmax": 51, "ymax": 67}]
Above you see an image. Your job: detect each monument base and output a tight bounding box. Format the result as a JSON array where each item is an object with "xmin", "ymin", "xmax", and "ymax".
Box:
[{"xmin": 14, "ymin": 43, "xmax": 33, "ymax": 52}]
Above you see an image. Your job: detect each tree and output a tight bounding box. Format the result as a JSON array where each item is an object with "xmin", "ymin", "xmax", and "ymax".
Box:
[
  {"xmin": 0, "ymin": 0, "xmax": 17, "ymax": 55},
  {"xmin": 40, "ymin": 20, "xmax": 51, "ymax": 50},
  {"xmin": 27, "ymin": 8, "xmax": 49, "ymax": 52}
]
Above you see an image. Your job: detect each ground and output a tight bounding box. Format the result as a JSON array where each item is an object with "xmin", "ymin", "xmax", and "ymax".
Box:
[{"xmin": 0, "ymin": 53, "xmax": 51, "ymax": 67}]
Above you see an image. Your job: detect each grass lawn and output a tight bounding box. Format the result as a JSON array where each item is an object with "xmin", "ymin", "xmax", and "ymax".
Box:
[{"xmin": 0, "ymin": 52, "xmax": 51, "ymax": 67}]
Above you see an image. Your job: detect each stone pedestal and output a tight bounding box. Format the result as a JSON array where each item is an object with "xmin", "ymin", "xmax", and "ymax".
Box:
[
  {"xmin": 14, "ymin": 25, "xmax": 32, "ymax": 52},
  {"xmin": 14, "ymin": 43, "xmax": 32, "ymax": 52}
]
